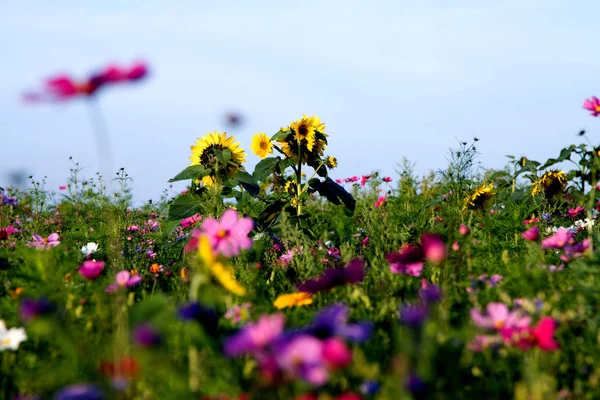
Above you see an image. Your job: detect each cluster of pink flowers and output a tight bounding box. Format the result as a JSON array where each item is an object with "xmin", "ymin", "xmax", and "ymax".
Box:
[
  {"xmin": 24, "ymin": 60, "xmax": 149, "ymax": 102},
  {"xmin": 387, "ymin": 233, "xmax": 447, "ymax": 277},
  {"xmin": 469, "ymin": 302, "xmax": 558, "ymax": 352},
  {"xmin": 181, "ymin": 214, "xmax": 202, "ymax": 228},
  {"xmin": 466, "ymin": 274, "xmax": 504, "ymax": 293},
  {"xmin": 185, "ymin": 209, "xmax": 253, "ymax": 257},
  {"xmin": 541, "ymin": 228, "xmax": 590, "ymax": 262},
  {"xmin": 105, "ymin": 271, "xmax": 142, "ymax": 292}
]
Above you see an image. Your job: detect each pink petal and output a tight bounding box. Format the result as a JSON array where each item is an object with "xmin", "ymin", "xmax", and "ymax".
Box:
[
  {"xmin": 219, "ymin": 209, "xmax": 239, "ymax": 230},
  {"xmin": 116, "ymin": 271, "xmax": 131, "ymax": 286},
  {"xmin": 127, "ymin": 275, "xmax": 142, "ymax": 287}
]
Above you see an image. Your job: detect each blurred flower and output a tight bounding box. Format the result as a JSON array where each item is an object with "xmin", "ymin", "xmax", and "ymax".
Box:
[
  {"xmin": 304, "ymin": 304, "xmax": 372, "ymax": 342},
  {"xmin": 201, "ymin": 209, "xmax": 253, "ymax": 257},
  {"xmin": 470, "ymin": 303, "xmax": 530, "ymax": 330},
  {"xmin": 382, "ymin": 177, "xmax": 392, "ymax": 183},
  {"xmin": 406, "ymin": 373, "xmax": 426, "ymax": 396},
  {"xmin": 20, "ymin": 297, "xmax": 55, "ymax": 322},
  {"xmin": 566, "ymin": 206, "xmax": 585, "ymax": 218},
  {"xmin": 126, "ymin": 225, "xmax": 140, "ymax": 232},
  {"xmin": 178, "ymin": 301, "xmax": 219, "ymax": 337},
  {"xmin": 78, "ymin": 260, "xmax": 105, "ymax": 281},
  {"xmin": 197, "ymin": 235, "xmax": 246, "ymax": 296},
  {"xmin": 274, "ymin": 292, "xmax": 313, "ymax": 309},
  {"xmin": 463, "ymin": 183, "xmax": 495, "ymax": 211},
  {"xmin": 521, "ymin": 226, "xmax": 539, "ymax": 241},
  {"xmin": 149, "ymin": 263, "xmax": 163, "ymax": 275},
  {"xmin": 105, "ymin": 271, "xmax": 142, "ymax": 292},
  {"xmin": 80, "ymin": 242, "xmax": 99, "ymax": 256},
  {"xmin": 561, "ymin": 238, "xmax": 591, "ymax": 262},
  {"xmin": 421, "ymin": 233, "xmax": 447, "ymax": 264},
  {"xmin": 297, "ymin": 259, "xmax": 365, "ymax": 293},
  {"xmin": 251, "ymin": 132, "xmax": 274, "ymax": 158},
  {"xmin": 321, "ymin": 337, "xmax": 352, "ymax": 368},
  {"xmin": 224, "ymin": 313, "xmax": 285, "ymax": 357},
  {"xmin": 399, "ymin": 303, "xmax": 429, "ymax": 327},
  {"xmin": 420, "ymin": 282, "xmax": 442, "ymax": 304},
  {"xmin": 583, "ymin": 96, "xmax": 600, "ymax": 117},
  {"xmin": 541, "ymin": 228, "xmax": 573, "ymax": 249},
  {"xmin": 532, "ymin": 170, "xmax": 567, "ymax": 198},
  {"xmin": 275, "ymin": 335, "xmax": 328, "ymax": 386},
  {"xmin": 0, "ymin": 320, "xmax": 27, "ymax": 351},
  {"xmin": 387, "ymin": 244, "xmax": 424, "ymax": 277},
  {"xmin": 360, "ymin": 380, "xmax": 381, "ymax": 395},
  {"xmin": 458, "ymin": 224, "xmax": 470, "ymax": 236},
  {"xmin": 132, "ymin": 323, "xmax": 162, "ymax": 348},
  {"xmin": 181, "ymin": 214, "xmax": 202, "ymax": 228},
  {"xmin": 27, "ymin": 233, "xmax": 60, "ymax": 249},
  {"xmin": 500, "ymin": 317, "xmax": 559, "ymax": 351},
  {"xmin": 0, "ymin": 225, "xmax": 18, "ymax": 241},
  {"xmin": 54, "ymin": 383, "xmax": 105, "ymax": 400},
  {"xmin": 224, "ymin": 303, "xmax": 252, "ymax": 324},
  {"xmin": 374, "ymin": 196, "xmax": 386, "ymax": 208},
  {"xmin": 59, "ymin": 185, "xmax": 67, "ymax": 190},
  {"xmin": 1, "ymin": 194, "xmax": 18, "ymax": 206}
]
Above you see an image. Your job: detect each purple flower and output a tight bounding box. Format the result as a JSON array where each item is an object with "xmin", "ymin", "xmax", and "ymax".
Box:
[
  {"xmin": 20, "ymin": 297, "xmax": 55, "ymax": 322},
  {"xmin": 387, "ymin": 245, "xmax": 424, "ymax": 277},
  {"xmin": 275, "ymin": 335, "xmax": 329, "ymax": 386},
  {"xmin": 420, "ymin": 284, "xmax": 442, "ymax": 304},
  {"xmin": 27, "ymin": 233, "xmax": 60, "ymax": 249},
  {"xmin": 223, "ymin": 313, "xmax": 285, "ymax": 357},
  {"xmin": 541, "ymin": 228, "xmax": 573, "ymax": 249},
  {"xmin": 360, "ymin": 380, "xmax": 381, "ymax": 395},
  {"xmin": 406, "ymin": 373, "xmax": 427, "ymax": 396},
  {"xmin": 132, "ymin": 323, "xmax": 162, "ymax": 348},
  {"xmin": 297, "ymin": 259, "xmax": 365, "ymax": 293},
  {"xmin": 304, "ymin": 304, "xmax": 372, "ymax": 342},
  {"xmin": 178, "ymin": 302, "xmax": 219, "ymax": 337},
  {"xmin": 78, "ymin": 260, "xmax": 105, "ymax": 281},
  {"xmin": 399, "ymin": 304, "xmax": 429, "ymax": 327},
  {"xmin": 54, "ymin": 383, "xmax": 104, "ymax": 400},
  {"xmin": 105, "ymin": 271, "xmax": 142, "ymax": 292},
  {"xmin": 201, "ymin": 209, "xmax": 254, "ymax": 257},
  {"xmin": 2, "ymin": 194, "xmax": 18, "ymax": 207}
]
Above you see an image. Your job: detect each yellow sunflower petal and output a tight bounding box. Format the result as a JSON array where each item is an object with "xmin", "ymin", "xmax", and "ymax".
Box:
[{"xmin": 273, "ymin": 292, "xmax": 313, "ymax": 309}]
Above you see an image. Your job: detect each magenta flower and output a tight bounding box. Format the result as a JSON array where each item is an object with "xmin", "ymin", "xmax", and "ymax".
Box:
[
  {"xmin": 126, "ymin": 225, "xmax": 140, "ymax": 232},
  {"xmin": 27, "ymin": 233, "xmax": 60, "ymax": 249},
  {"xmin": 0, "ymin": 225, "xmax": 18, "ymax": 241},
  {"xmin": 561, "ymin": 238, "xmax": 591, "ymax": 262},
  {"xmin": 105, "ymin": 271, "xmax": 142, "ymax": 292},
  {"xmin": 500, "ymin": 317, "xmax": 559, "ymax": 351},
  {"xmin": 78, "ymin": 260, "xmax": 105, "ymax": 281},
  {"xmin": 521, "ymin": 226, "xmax": 539, "ymax": 241},
  {"xmin": 275, "ymin": 335, "xmax": 329, "ymax": 386},
  {"xmin": 201, "ymin": 209, "xmax": 253, "ymax": 257},
  {"xmin": 374, "ymin": 196, "xmax": 386, "ymax": 208},
  {"xmin": 566, "ymin": 206, "xmax": 584, "ymax": 217},
  {"xmin": 297, "ymin": 259, "xmax": 365, "ymax": 293},
  {"xmin": 322, "ymin": 338, "xmax": 352, "ymax": 369},
  {"xmin": 223, "ymin": 313, "xmax": 285, "ymax": 357},
  {"xmin": 181, "ymin": 214, "xmax": 202, "ymax": 228},
  {"xmin": 583, "ymin": 96, "xmax": 600, "ymax": 117},
  {"xmin": 458, "ymin": 224, "xmax": 470, "ymax": 236},
  {"xmin": 541, "ymin": 228, "xmax": 574, "ymax": 249},
  {"xmin": 421, "ymin": 233, "xmax": 447, "ymax": 264},
  {"xmin": 382, "ymin": 176, "xmax": 392, "ymax": 183},
  {"xmin": 470, "ymin": 303, "xmax": 531, "ymax": 331},
  {"xmin": 387, "ymin": 244, "xmax": 424, "ymax": 277}
]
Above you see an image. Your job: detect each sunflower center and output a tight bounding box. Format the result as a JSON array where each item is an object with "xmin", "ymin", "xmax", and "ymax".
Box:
[
  {"xmin": 298, "ymin": 125, "xmax": 308, "ymax": 138},
  {"xmin": 199, "ymin": 144, "xmax": 225, "ymax": 165},
  {"xmin": 260, "ymin": 141, "xmax": 268, "ymax": 150}
]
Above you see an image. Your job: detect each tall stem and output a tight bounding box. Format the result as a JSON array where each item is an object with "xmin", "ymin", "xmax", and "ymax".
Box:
[{"xmin": 85, "ymin": 99, "xmax": 114, "ymax": 182}]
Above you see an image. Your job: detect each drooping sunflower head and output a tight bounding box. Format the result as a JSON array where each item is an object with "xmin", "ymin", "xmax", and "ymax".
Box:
[
  {"xmin": 532, "ymin": 170, "xmax": 567, "ymax": 198},
  {"xmin": 190, "ymin": 130, "xmax": 246, "ymax": 185},
  {"xmin": 250, "ymin": 132, "xmax": 273, "ymax": 159},
  {"xmin": 325, "ymin": 156, "xmax": 338, "ymax": 169},
  {"xmin": 463, "ymin": 183, "xmax": 495, "ymax": 211}
]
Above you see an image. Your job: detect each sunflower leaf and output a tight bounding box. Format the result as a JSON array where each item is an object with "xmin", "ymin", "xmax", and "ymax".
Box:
[
  {"xmin": 270, "ymin": 130, "xmax": 289, "ymax": 141},
  {"xmin": 233, "ymin": 171, "xmax": 260, "ymax": 196},
  {"xmin": 216, "ymin": 149, "xmax": 232, "ymax": 166},
  {"xmin": 169, "ymin": 165, "xmax": 211, "ymax": 183},
  {"xmin": 168, "ymin": 193, "xmax": 205, "ymax": 220},
  {"xmin": 307, "ymin": 177, "xmax": 356, "ymax": 212},
  {"xmin": 252, "ymin": 157, "xmax": 281, "ymax": 181}
]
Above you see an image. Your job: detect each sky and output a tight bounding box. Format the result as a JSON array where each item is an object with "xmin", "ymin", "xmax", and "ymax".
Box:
[{"xmin": 2, "ymin": 0, "xmax": 600, "ymax": 204}]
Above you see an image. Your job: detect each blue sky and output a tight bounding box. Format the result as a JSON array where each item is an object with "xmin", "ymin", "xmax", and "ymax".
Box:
[{"xmin": 2, "ymin": 1, "xmax": 600, "ymax": 203}]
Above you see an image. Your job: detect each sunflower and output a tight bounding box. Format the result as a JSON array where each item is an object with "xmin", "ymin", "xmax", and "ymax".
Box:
[
  {"xmin": 250, "ymin": 132, "xmax": 273, "ymax": 158},
  {"xmin": 325, "ymin": 156, "xmax": 338, "ymax": 169},
  {"xmin": 463, "ymin": 183, "xmax": 495, "ymax": 211},
  {"xmin": 273, "ymin": 292, "xmax": 313, "ymax": 309},
  {"xmin": 190, "ymin": 130, "xmax": 246, "ymax": 186},
  {"xmin": 277, "ymin": 115, "xmax": 328, "ymax": 163},
  {"xmin": 532, "ymin": 170, "xmax": 567, "ymax": 198}
]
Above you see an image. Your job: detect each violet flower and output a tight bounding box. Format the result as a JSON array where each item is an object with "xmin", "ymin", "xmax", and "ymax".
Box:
[
  {"xmin": 20, "ymin": 297, "xmax": 55, "ymax": 322},
  {"xmin": 297, "ymin": 259, "xmax": 365, "ymax": 293},
  {"xmin": 105, "ymin": 271, "xmax": 142, "ymax": 292},
  {"xmin": 223, "ymin": 313, "xmax": 285, "ymax": 357},
  {"xmin": 303, "ymin": 304, "xmax": 372, "ymax": 342}
]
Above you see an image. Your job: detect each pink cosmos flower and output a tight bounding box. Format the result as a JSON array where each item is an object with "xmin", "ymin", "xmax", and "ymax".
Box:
[
  {"xmin": 421, "ymin": 233, "xmax": 447, "ymax": 264},
  {"xmin": 59, "ymin": 185, "xmax": 67, "ymax": 190},
  {"xmin": 458, "ymin": 224, "xmax": 470, "ymax": 236},
  {"xmin": 201, "ymin": 209, "xmax": 253, "ymax": 257},
  {"xmin": 374, "ymin": 196, "xmax": 386, "ymax": 208},
  {"xmin": 0, "ymin": 225, "xmax": 18, "ymax": 241},
  {"xmin": 583, "ymin": 96, "xmax": 600, "ymax": 117},
  {"xmin": 470, "ymin": 303, "xmax": 531, "ymax": 330},
  {"xmin": 500, "ymin": 316, "xmax": 559, "ymax": 351},
  {"xmin": 276, "ymin": 335, "xmax": 329, "ymax": 386},
  {"xmin": 322, "ymin": 338, "xmax": 352, "ymax": 369},
  {"xmin": 181, "ymin": 214, "xmax": 202, "ymax": 228},
  {"xmin": 566, "ymin": 206, "xmax": 584, "ymax": 218},
  {"xmin": 27, "ymin": 233, "xmax": 60, "ymax": 249},
  {"xmin": 126, "ymin": 225, "xmax": 140, "ymax": 232},
  {"xmin": 105, "ymin": 271, "xmax": 142, "ymax": 292},
  {"xmin": 78, "ymin": 260, "xmax": 105, "ymax": 281},
  {"xmin": 224, "ymin": 313, "xmax": 285, "ymax": 356},
  {"xmin": 279, "ymin": 250, "xmax": 295, "ymax": 266},
  {"xmin": 561, "ymin": 238, "xmax": 591, "ymax": 262},
  {"xmin": 541, "ymin": 228, "xmax": 574, "ymax": 249},
  {"xmin": 521, "ymin": 226, "xmax": 539, "ymax": 241},
  {"xmin": 382, "ymin": 176, "xmax": 392, "ymax": 183}
]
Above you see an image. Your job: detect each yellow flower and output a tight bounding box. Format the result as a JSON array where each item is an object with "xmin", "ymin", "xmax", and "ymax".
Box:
[
  {"xmin": 190, "ymin": 130, "xmax": 246, "ymax": 185},
  {"xmin": 198, "ymin": 235, "xmax": 246, "ymax": 296},
  {"xmin": 273, "ymin": 292, "xmax": 313, "ymax": 309},
  {"xmin": 325, "ymin": 156, "xmax": 337, "ymax": 169},
  {"xmin": 250, "ymin": 132, "xmax": 273, "ymax": 158},
  {"xmin": 289, "ymin": 114, "xmax": 317, "ymax": 151},
  {"xmin": 532, "ymin": 170, "xmax": 567, "ymax": 198},
  {"xmin": 463, "ymin": 183, "xmax": 495, "ymax": 211},
  {"xmin": 290, "ymin": 198, "xmax": 300, "ymax": 208}
]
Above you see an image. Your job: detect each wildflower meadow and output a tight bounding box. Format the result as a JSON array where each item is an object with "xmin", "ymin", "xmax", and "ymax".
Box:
[{"xmin": 3, "ymin": 62, "xmax": 600, "ymax": 400}]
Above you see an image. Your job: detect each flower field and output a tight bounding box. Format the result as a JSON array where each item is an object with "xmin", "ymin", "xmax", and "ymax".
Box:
[{"xmin": 3, "ymin": 64, "xmax": 600, "ymax": 399}]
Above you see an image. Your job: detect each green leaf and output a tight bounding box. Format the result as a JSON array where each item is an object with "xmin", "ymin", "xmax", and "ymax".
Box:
[
  {"xmin": 270, "ymin": 129, "xmax": 289, "ymax": 141},
  {"xmin": 169, "ymin": 165, "xmax": 211, "ymax": 183},
  {"xmin": 557, "ymin": 147, "xmax": 572, "ymax": 162},
  {"xmin": 252, "ymin": 157, "xmax": 281, "ymax": 181},
  {"xmin": 259, "ymin": 199, "xmax": 286, "ymax": 227},
  {"xmin": 216, "ymin": 148, "xmax": 231, "ymax": 166},
  {"xmin": 234, "ymin": 170, "xmax": 260, "ymax": 196},
  {"xmin": 168, "ymin": 193, "xmax": 205, "ymax": 220}
]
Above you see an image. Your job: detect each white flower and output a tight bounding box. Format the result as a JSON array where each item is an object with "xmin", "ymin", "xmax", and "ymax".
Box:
[
  {"xmin": 0, "ymin": 320, "xmax": 27, "ymax": 351},
  {"xmin": 80, "ymin": 242, "xmax": 99, "ymax": 256}
]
